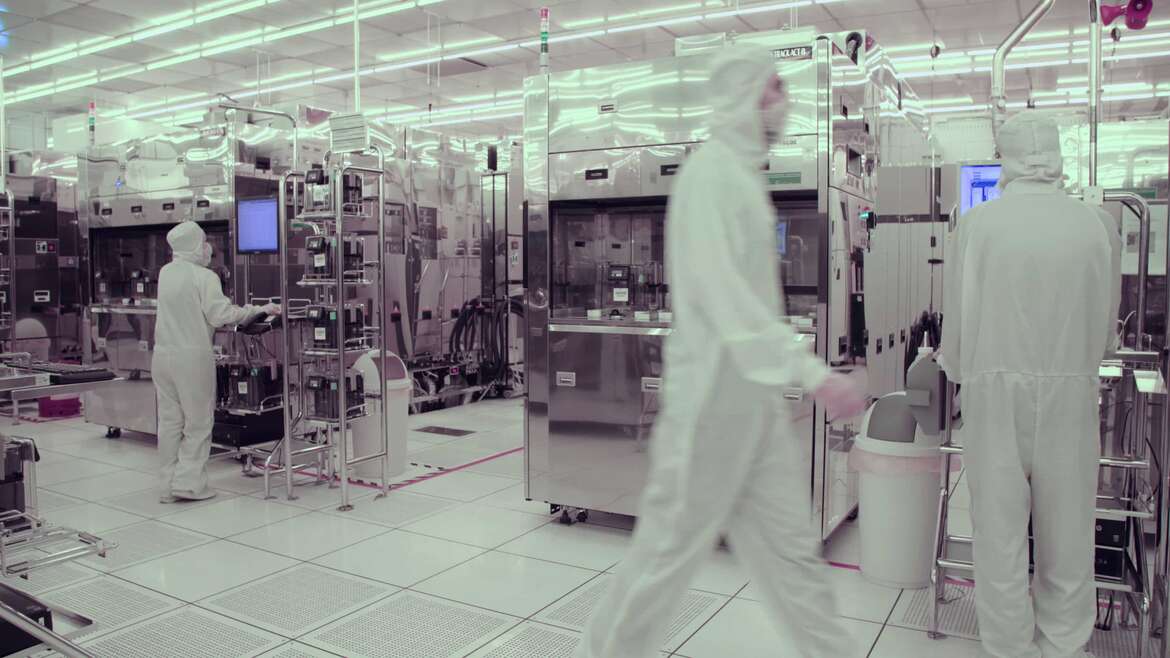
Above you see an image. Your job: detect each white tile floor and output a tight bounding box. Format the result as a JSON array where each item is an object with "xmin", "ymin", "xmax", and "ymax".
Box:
[{"xmin": 0, "ymin": 400, "xmax": 1121, "ymax": 657}]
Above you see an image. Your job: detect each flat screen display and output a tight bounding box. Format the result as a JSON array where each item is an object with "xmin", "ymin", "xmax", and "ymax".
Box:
[
  {"xmin": 959, "ymin": 164, "xmax": 1002, "ymax": 215},
  {"xmin": 237, "ymin": 197, "xmax": 279, "ymax": 254}
]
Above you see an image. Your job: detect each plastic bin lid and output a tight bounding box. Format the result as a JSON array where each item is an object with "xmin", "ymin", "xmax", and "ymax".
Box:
[
  {"xmin": 365, "ymin": 349, "xmax": 409, "ymax": 380},
  {"xmin": 854, "ymin": 434, "xmax": 940, "ymax": 459}
]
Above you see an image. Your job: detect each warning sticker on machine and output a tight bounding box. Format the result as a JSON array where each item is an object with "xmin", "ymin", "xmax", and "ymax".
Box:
[
  {"xmin": 314, "ymin": 328, "xmax": 327, "ymax": 341},
  {"xmin": 238, "ymin": 382, "xmax": 248, "ymax": 394},
  {"xmin": 313, "ymin": 254, "xmax": 327, "ymax": 268},
  {"xmin": 767, "ymin": 172, "xmax": 802, "ymax": 185},
  {"xmin": 613, "ymin": 288, "xmax": 629, "ymax": 303}
]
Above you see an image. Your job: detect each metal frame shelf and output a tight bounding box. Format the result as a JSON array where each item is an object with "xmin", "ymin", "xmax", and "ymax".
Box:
[{"xmin": 268, "ymin": 151, "xmax": 391, "ymax": 511}]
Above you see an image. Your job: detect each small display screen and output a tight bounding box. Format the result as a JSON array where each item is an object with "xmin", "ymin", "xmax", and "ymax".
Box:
[
  {"xmin": 237, "ymin": 197, "xmax": 279, "ymax": 254},
  {"xmin": 960, "ymin": 164, "xmax": 1002, "ymax": 215}
]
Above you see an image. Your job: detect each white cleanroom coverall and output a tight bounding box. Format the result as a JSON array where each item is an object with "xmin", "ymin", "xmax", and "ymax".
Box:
[
  {"xmin": 153, "ymin": 221, "xmax": 266, "ymax": 500},
  {"xmin": 575, "ymin": 45, "xmax": 862, "ymax": 658},
  {"xmin": 939, "ymin": 112, "xmax": 1121, "ymax": 658}
]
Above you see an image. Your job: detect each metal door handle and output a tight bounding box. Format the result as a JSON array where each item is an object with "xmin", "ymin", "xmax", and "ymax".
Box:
[
  {"xmin": 556, "ymin": 371, "xmax": 576, "ymax": 387},
  {"xmin": 641, "ymin": 377, "xmax": 662, "ymax": 393},
  {"xmin": 782, "ymin": 387, "xmax": 806, "ymax": 401}
]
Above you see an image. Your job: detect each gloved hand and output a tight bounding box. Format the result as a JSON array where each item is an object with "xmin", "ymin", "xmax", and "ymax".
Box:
[
  {"xmin": 813, "ymin": 373, "xmax": 867, "ymax": 421},
  {"xmin": 262, "ymin": 303, "xmax": 282, "ymax": 317}
]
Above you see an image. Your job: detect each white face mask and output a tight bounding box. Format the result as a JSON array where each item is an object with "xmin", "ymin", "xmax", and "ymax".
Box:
[
  {"xmin": 762, "ymin": 103, "xmax": 788, "ymax": 146},
  {"xmin": 199, "ymin": 242, "xmax": 213, "ymax": 267}
]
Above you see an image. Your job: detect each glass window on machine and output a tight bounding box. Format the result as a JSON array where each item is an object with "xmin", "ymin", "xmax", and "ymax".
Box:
[
  {"xmin": 551, "ymin": 206, "xmax": 668, "ymax": 321},
  {"xmin": 775, "ymin": 203, "xmax": 820, "ymax": 320}
]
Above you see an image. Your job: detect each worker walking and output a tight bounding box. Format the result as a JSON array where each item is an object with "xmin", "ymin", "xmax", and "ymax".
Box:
[
  {"xmin": 153, "ymin": 221, "xmax": 280, "ymax": 502},
  {"xmin": 938, "ymin": 112, "xmax": 1121, "ymax": 658},
  {"xmin": 574, "ymin": 45, "xmax": 868, "ymax": 658}
]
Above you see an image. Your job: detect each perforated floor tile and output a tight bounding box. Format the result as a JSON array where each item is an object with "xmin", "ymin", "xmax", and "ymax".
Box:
[
  {"xmin": 1, "ymin": 560, "xmax": 98, "ymax": 596},
  {"xmin": 304, "ymin": 592, "xmax": 518, "ymax": 658},
  {"xmin": 205, "ymin": 564, "xmax": 395, "ymax": 637},
  {"xmin": 534, "ymin": 575, "xmax": 724, "ymax": 650},
  {"xmin": 79, "ymin": 606, "xmax": 283, "ymax": 657},
  {"xmin": 259, "ymin": 642, "xmax": 343, "ymax": 658},
  {"xmin": 468, "ymin": 622, "xmax": 581, "ymax": 658},
  {"xmin": 897, "ymin": 585, "xmax": 1150, "ymax": 657},
  {"xmin": 79, "ymin": 521, "xmax": 213, "ymax": 571},
  {"xmin": 43, "ymin": 576, "xmax": 183, "ymax": 639}
]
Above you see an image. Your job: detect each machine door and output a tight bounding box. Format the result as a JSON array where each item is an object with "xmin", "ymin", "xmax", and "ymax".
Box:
[{"xmin": 539, "ymin": 325, "xmax": 666, "ymax": 516}]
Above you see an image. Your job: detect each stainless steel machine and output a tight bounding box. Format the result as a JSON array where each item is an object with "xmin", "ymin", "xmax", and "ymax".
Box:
[
  {"xmin": 524, "ymin": 29, "xmax": 935, "ymax": 537},
  {"xmin": 79, "ymin": 110, "xmax": 323, "ymax": 437}
]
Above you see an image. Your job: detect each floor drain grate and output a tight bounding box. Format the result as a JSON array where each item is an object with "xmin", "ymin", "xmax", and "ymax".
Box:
[
  {"xmin": 305, "ymin": 592, "xmax": 513, "ymax": 658},
  {"xmin": 416, "ymin": 426, "xmax": 474, "ymax": 437}
]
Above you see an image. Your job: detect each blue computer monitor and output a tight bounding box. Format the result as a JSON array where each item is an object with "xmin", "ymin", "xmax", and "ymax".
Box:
[
  {"xmin": 959, "ymin": 164, "xmax": 1002, "ymax": 215},
  {"xmin": 237, "ymin": 197, "xmax": 279, "ymax": 254}
]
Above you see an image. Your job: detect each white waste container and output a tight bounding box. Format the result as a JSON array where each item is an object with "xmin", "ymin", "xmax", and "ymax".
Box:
[
  {"xmin": 349, "ymin": 350, "xmax": 411, "ymax": 480},
  {"xmin": 850, "ymin": 392, "xmax": 945, "ymax": 589}
]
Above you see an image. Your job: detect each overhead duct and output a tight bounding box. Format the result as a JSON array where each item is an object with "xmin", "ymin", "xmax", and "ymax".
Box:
[{"xmin": 990, "ymin": 0, "xmax": 1055, "ymax": 136}]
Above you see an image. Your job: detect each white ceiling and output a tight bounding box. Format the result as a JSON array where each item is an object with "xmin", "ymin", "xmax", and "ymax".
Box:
[{"xmin": 0, "ymin": 0, "xmax": 1167, "ymax": 141}]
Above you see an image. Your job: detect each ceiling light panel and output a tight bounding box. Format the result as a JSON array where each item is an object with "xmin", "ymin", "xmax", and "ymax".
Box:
[{"xmin": 4, "ymin": 0, "xmax": 284, "ymax": 80}]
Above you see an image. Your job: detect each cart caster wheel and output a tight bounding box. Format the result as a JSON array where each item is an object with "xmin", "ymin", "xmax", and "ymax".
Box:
[
  {"xmin": 576, "ymin": 510, "xmax": 589, "ymax": 523},
  {"xmin": 105, "ymin": 427, "xmax": 121, "ymax": 439},
  {"xmin": 559, "ymin": 510, "xmax": 574, "ymax": 525}
]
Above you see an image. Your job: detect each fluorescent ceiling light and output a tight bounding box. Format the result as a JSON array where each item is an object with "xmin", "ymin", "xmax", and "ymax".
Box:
[
  {"xmin": 2, "ymin": 0, "xmax": 284, "ymax": 80},
  {"xmin": 561, "ymin": 2, "xmax": 704, "ymax": 29},
  {"xmin": 377, "ymin": 35, "xmax": 501, "ymax": 62},
  {"xmin": 3, "ymin": 0, "xmax": 442, "ymax": 105}
]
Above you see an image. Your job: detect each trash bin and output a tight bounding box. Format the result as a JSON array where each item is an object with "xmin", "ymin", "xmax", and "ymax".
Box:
[
  {"xmin": 851, "ymin": 347, "xmax": 959, "ymax": 587},
  {"xmin": 349, "ymin": 350, "xmax": 411, "ymax": 480}
]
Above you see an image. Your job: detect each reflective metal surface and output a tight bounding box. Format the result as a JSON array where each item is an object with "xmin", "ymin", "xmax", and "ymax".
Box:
[{"xmin": 526, "ymin": 31, "xmax": 932, "ymax": 538}]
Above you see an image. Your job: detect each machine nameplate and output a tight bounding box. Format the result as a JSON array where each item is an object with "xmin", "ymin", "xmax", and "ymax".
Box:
[
  {"xmin": 613, "ymin": 288, "xmax": 629, "ymax": 302},
  {"xmin": 773, "ymin": 45, "xmax": 813, "ymax": 60}
]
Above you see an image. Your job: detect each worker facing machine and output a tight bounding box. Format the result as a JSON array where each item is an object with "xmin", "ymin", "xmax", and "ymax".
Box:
[
  {"xmin": 938, "ymin": 112, "xmax": 1122, "ymax": 658},
  {"xmin": 154, "ymin": 221, "xmax": 281, "ymax": 502},
  {"xmin": 575, "ymin": 46, "xmax": 867, "ymax": 658}
]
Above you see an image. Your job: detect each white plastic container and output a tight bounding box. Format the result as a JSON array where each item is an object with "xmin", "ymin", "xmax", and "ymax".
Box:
[
  {"xmin": 349, "ymin": 350, "xmax": 411, "ymax": 480},
  {"xmin": 850, "ymin": 392, "xmax": 946, "ymax": 589}
]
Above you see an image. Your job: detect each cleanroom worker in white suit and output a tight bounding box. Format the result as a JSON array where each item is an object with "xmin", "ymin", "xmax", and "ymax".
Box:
[
  {"xmin": 575, "ymin": 45, "xmax": 868, "ymax": 658},
  {"xmin": 154, "ymin": 221, "xmax": 280, "ymax": 502},
  {"xmin": 938, "ymin": 112, "xmax": 1121, "ymax": 658}
]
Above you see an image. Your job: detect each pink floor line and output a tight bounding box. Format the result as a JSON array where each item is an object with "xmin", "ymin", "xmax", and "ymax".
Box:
[{"xmin": 271, "ymin": 445, "xmax": 525, "ymax": 492}]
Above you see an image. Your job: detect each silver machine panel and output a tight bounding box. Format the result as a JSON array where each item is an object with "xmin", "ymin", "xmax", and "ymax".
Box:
[{"xmin": 525, "ymin": 29, "xmax": 934, "ymax": 540}]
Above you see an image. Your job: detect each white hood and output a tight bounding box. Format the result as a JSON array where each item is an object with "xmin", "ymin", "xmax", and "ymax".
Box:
[
  {"xmin": 996, "ymin": 111, "xmax": 1065, "ymax": 191},
  {"xmin": 706, "ymin": 45, "xmax": 777, "ymax": 163},
  {"xmin": 166, "ymin": 221, "xmax": 207, "ymax": 265}
]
